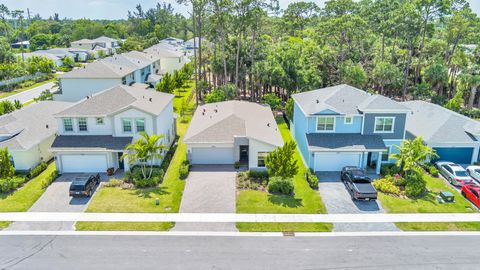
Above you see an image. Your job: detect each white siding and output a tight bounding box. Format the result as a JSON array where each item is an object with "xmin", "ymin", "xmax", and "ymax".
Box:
[
  {"xmin": 113, "ymin": 108, "xmax": 154, "ymax": 139},
  {"xmin": 161, "ymin": 57, "xmax": 184, "ymax": 74},
  {"xmin": 55, "ymin": 78, "xmax": 122, "ymax": 102},
  {"xmin": 57, "ymin": 116, "xmax": 113, "ymax": 136},
  {"xmin": 10, "ymin": 135, "xmax": 56, "ymax": 171},
  {"xmin": 155, "ymin": 100, "xmax": 175, "ymax": 146},
  {"xmin": 248, "ymin": 139, "xmax": 278, "ymax": 170}
]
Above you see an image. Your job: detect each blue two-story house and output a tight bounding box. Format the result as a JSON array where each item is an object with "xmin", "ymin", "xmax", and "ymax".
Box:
[{"xmin": 291, "ymin": 84, "xmax": 410, "ymax": 174}]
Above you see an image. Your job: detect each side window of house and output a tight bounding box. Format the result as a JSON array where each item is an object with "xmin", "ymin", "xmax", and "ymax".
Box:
[
  {"xmin": 317, "ymin": 117, "xmax": 335, "ymax": 132},
  {"xmin": 374, "ymin": 117, "xmax": 394, "ymax": 133},
  {"xmin": 257, "ymin": 152, "xmax": 268, "ymax": 167},
  {"xmin": 122, "ymin": 119, "xmax": 132, "ymax": 133},
  {"xmin": 78, "ymin": 118, "xmax": 88, "ymax": 132},
  {"xmin": 63, "ymin": 118, "xmax": 73, "ymax": 132},
  {"xmin": 135, "ymin": 118, "xmax": 145, "ymax": 132}
]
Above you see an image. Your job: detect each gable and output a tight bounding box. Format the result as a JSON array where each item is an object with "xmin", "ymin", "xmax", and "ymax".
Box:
[{"xmin": 312, "ymin": 109, "xmax": 340, "ymax": 115}]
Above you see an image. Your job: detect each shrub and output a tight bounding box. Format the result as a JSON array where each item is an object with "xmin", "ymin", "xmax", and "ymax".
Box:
[
  {"xmin": 128, "ymin": 167, "xmax": 165, "ymax": 188},
  {"xmin": 380, "ymin": 164, "xmax": 401, "ymax": 176},
  {"xmin": 248, "ymin": 170, "xmax": 269, "ymax": 179},
  {"xmin": 373, "ymin": 176, "xmax": 401, "ymax": 195},
  {"xmin": 306, "ymin": 170, "xmax": 319, "ymax": 190},
  {"xmin": 405, "ymin": 175, "xmax": 426, "ymax": 198},
  {"xmin": 104, "ymin": 178, "xmax": 123, "ymax": 187},
  {"xmin": 0, "ymin": 177, "xmax": 26, "ymax": 193},
  {"xmin": 265, "ymin": 141, "xmax": 298, "ymax": 178},
  {"xmin": 41, "ymin": 170, "xmax": 58, "ymax": 189},
  {"xmin": 179, "ymin": 160, "xmax": 190, "ymax": 180},
  {"xmin": 234, "ymin": 161, "xmax": 240, "ymax": 169},
  {"xmin": 426, "ymin": 165, "xmax": 439, "ymax": 177},
  {"xmin": 268, "ymin": 177, "xmax": 294, "ymax": 195},
  {"xmin": 237, "ymin": 171, "xmax": 268, "ymax": 190},
  {"xmin": 28, "ymin": 161, "xmax": 48, "ymax": 179}
]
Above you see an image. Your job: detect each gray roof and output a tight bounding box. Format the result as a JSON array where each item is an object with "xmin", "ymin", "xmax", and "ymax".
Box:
[
  {"xmin": 402, "ymin": 100, "xmax": 480, "ymax": 144},
  {"xmin": 292, "ymin": 84, "xmax": 409, "ymax": 115},
  {"xmin": 71, "ymin": 38, "xmax": 95, "ymax": 44},
  {"xmin": 51, "ymin": 135, "xmax": 132, "ymax": 151},
  {"xmin": 92, "ymin": 36, "xmax": 118, "ymax": 43},
  {"xmin": 59, "ymin": 60, "xmax": 135, "ymax": 79},
  {"xmin": 306, "ymin": 133, "xmax": 387, "ymax": 151},
  {"xmin": 184, "ymin": 101, "xmax": 283, "ymax": 147},
  {"xmin": 144, "ymin": 44, "xmax": 183, "ymax": 58},
  {"xmin": 55, "ymin": 84, "xmax": 173, "ymax": 117},
  {"xmin": 0, "ymin": 101, "xmax": 72, "ymax": 150}
]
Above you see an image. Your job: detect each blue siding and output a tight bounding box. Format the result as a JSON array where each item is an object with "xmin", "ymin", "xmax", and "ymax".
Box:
[
  {"xmin": 433, "ymin": 147, "xmax": 473, "ymax": 164},
  {"xmin": 363, "ymin": 113, "xmax": 406, "ymax": 140},
  {"xmin": 383, "ymin": 140, "xmax": 402, "ymax": 163},
  {"xmin": 307, "ymin": 116, "xmax": 362, "ymax": 133},
  {"xmin": 293, "ymin": 102, "xmax": 311, "ymax": 167}
]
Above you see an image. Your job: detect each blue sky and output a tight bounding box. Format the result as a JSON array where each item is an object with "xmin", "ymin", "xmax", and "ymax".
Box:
[{"xmin": 3, "ymin": 0, "xmax": 480, "ymax": 20}]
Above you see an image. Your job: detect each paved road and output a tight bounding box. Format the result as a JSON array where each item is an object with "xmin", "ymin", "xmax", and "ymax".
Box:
[
  {"xmin": 0, "ymin": 82, "xmax": 56, "ymax": 104},
  {"xmin": 0, "ymin": 235, "xmax": 478, "ymax": 269},
  {"xmin": 173, "ymin": 165, "xmax": 237, "ymax": 232},
  {"xmin": 317, "ymin": 172, "xmax": 399, "ymax": 232}
]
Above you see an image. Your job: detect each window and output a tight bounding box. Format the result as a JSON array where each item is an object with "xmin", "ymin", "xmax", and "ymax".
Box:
[
  {"xmin": 96, "ymin": 118, "xmax": 104, "ymax": 125},
  {"xmin": 135, "ymin": 118, "xmax": 145, "ymax": 132},
  {"xmin": 257, "ymin": 152, "xmax": 268, "ymax": 167},
  {"xmin": 374, "ymin": 117, "xmax": 394, "ymax": 133},
  {"xmin": 381, "ymin": 147, "xmax": 390, "ymax": 162},
  {"xmin": 122, "ymin": 77, "xmax": 126, "ymax": 85},
  {"xmin": 63, "ymin": 118, "xmax": 73, "ymax": 132},
  {"xmin": 78, "ymin": 118, "xmax": 88, "ymax": 132},
  {"xmin": 344, "ymin": 116, "xmax": 353, "ymax": 124},
  {"xmin": 316, "ymin": 117, "xmax": 335, "ymax": 132},
  {"xmin": 122, "ymin": 119, "xmax": 132, "ymax": 133}
]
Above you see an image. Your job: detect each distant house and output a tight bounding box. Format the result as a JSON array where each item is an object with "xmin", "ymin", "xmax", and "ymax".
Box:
[
  {"xmin": 20, "ymin": 52, "xmax": 64, "ymax": 67},
  {"xmin": 403, "ymin": 100, "xmax": 480, "ymax": 165},
  {"xmin": 184, "ymin": 101, "xmax": 283, "ymax": 169},
  {"xmin": 0, "ymin": 101, "xmax": 72, "ymax": 172},
  {"xmin": 11, "ymin": 40, "xmax": 30, "ymax": 49},
  {"xmin": 70, "ymin": 36, "xmax": 120, "ymax": 56},
  {"xmin": 144, "ymin": 44, "xmax": 188, "ymax": 75},
  {"xmin": 51, "ymin": 85, "xmax": 175, "ymax": 173},
  {"xmin": 291, "ymin": 84, "xmax": 410, "ymax": 174},
  {"xmin": 159, "ymin": 37, "xmax": 185, "ymax": 48}
]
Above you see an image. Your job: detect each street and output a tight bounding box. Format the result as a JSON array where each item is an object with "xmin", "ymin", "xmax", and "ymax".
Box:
[
  {"xmin": 0, "ymin": 234, "xmax": 478, "ymax": 269},
  {"xmin": 0, "ymin": 81, "xmax": 56, "ymax": 104}
]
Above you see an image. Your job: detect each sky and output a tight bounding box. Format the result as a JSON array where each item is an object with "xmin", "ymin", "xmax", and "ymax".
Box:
[{"xmin": 2, "ymin": 0, "xmax": 480, "ymax": 20}]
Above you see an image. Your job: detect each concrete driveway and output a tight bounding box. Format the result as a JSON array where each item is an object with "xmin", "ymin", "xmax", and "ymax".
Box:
[
  {"xmin": 173, "ymin": 165, "xmax": 237, "ymax": 232},
  {"xmin": 317, "ymin": 172, "xmax": 399, "ymax": 232},
  {"xmin": 6, "ymin": 172, "xmax": 119, "ymax": 231}
]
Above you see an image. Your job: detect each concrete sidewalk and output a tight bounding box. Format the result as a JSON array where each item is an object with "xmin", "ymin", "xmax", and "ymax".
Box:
[{"xmin": 1, "ymin": 212, "xmax": 480, "ymax": 223}]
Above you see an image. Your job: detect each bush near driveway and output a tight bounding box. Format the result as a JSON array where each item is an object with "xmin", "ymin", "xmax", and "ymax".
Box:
[
  {"xmin": 236, "ymin": 117, "xmax": 331, "ymax": 232},
  {"xmin": 268, "ymin": 177, "xmax": 294, "ymax": 195}
]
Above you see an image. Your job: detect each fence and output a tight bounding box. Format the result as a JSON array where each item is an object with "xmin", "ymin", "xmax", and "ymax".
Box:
[{"xmin": 0, "ymin": 73, "xmax": 48, "ymax": 91}]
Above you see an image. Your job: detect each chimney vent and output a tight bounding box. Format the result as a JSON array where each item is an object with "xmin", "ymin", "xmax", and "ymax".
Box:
[{"xmin": 46, "ymin": 124, "xmax": 49, "ymax": 129}]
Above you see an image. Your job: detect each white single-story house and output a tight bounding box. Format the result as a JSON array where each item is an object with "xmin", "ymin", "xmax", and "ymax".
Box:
[
  {"xmin": 184, "ymin": 101, "xmax": 283, "ymax": 170},
  {"xmin": 403, "ymin": 100, "xmax": 480, "ymax": 165},
  {"xmin": 50, "ymin": 85, "xmax": 175, "ymax": 174},
  {"xmin": 0, "ymin": 101, "xmax": 72, "ymax": 172}
]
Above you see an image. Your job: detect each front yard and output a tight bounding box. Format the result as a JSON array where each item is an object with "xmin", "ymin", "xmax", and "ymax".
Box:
[
  {"xmin": 76, "ymin": 81, "xmax": 195, "ymax": 231},
  {"xmin": 0, "ymin": 162, "xmax": 57, "ymax": 229},
  {"xmin": 377, "ymin": 172, "xmax": 480, "ymax": 231},
  {"xmin": 236, "ymin": 117, "xmax": 332, "ymax": 232}
]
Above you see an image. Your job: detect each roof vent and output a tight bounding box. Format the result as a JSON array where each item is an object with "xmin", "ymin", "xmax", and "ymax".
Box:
[
  {"xmin": 267, "ymin": 123, "xmax": 270, "ymax": 127},
  {"xmin": 202, "ymin": 112, "xmax": 205, "ymax": 115},
  {"xmin": 86, "ymin": 96, "xmax": 90, "ymax": 99},
  {"xmin": 316, "ymin": 100, "xmax": 319, "ymax": 104},
  {"xmin": 214, "ymin": 109, "xmax": 218, "ymax": 113},
  {"xmin": 46, "ymin": 124, "xmax": 49, "ymax": 129},
  {"xmin": 120, "ymin": 67, "xmax": 122, "ymax": 70},
  {"xmin": 149, "ymin": 98, "xmax": 152, "ymax": 102}
]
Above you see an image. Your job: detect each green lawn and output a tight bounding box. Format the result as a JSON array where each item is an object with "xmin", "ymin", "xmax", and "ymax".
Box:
[
  {"xmin": 0, "ymin": 77, "xmax": 55, "ymax": 99},
  {"xmin": 377, "ymin": 173, "xmax": 480, "ymax": 231},
  {"xmin": 0, "ymin": 162, "xmax": 57, "ymax": 230},
  {"xmin": 236, "ymin": 117, "xmax": 331, "ymax": 232},
  {"xmin": 76, "ymin": 81, "xmax": 195, "ymax": 231}
]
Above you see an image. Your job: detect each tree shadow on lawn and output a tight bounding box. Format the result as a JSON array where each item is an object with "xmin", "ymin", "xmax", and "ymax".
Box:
[
  {"xmin": 131, "ymin": 187, "xmax": 170, "ymax": 199},
  {"xmin": 268, "ymin": 194, "xmax": 303, "ymax": 208}
]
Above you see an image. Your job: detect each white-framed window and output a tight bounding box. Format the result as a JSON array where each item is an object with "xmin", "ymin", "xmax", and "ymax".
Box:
[
  {"xmin": 381, "ymin": 147, "xmax": 391, "ymax": 162},
  {"xmin": 135, "ymin": 118, "xmax": 145, "ymax": 132},
  {"xmin": 344, "ymin": 116, "xmax": 353, "ymax": 124},
  {"xmin": 63, "ymin": 118, "xmax": 73, "ymax": 132},
  {"xmin": 96, "ymin": 117, "xmax": 104, "ymax": 125},
  {"xmin": 257, "ymin": 152, "xmax": 268, "ymax": 167},
  {"xmin": 78, "ymin": 118, "xmax": 88, "ymax": 132},
  {"xmin": 316, "ymin": 117, "xmax": 335, "ymax": 132},
  {"xmin": 122, "ymin": 118, "xmax": 132, "ymax": 133},
  {"xmin": 374, "ymin": 117, "xmax": 395, "ymax": 133}
]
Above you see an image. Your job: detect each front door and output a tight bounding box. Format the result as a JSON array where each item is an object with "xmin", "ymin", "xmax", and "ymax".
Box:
[
  {"xmin": 118, "ymin": 152, "xmax": 125, "ymax": 170},
  {"xmin": 239, "ymin": 145, "xmax": 249, "ymax": 163}
]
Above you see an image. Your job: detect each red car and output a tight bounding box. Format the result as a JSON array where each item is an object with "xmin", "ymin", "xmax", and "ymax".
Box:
[{"xmin": 461, "ymin": 184, "xmax": 480, "ymax": 208}]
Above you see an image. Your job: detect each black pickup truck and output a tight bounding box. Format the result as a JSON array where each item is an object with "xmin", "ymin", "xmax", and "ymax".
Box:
[{"xmin": 340, "ymin": 166, "xmax": 377, "ymax": 201}]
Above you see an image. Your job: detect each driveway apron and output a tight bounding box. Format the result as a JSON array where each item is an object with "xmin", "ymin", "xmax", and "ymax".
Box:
[
  {"xmin": 317, "ymin": 172, "xmax": 399, "ymax": 232},
  {"xmin": 172, "ymin": 165, "xmax": 237, "ymax": 232}
]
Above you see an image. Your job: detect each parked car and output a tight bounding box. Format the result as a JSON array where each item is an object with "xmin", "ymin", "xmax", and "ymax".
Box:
[
  {"xmin": 341, "ymin": 166, "xmax": 377, "ymax": 201},
  {"xmin": 466, "ymin": 165, "xmax": 480, "ymax": 184},
  {"xmin": 69, "ymin": 174, "xmax": 100, "ymax": 197},
  {"xmin": 435, "ymin": 161, "xmax": 475, "ymax": 187},
  {"xmin": 461, "ymin": 184, "xmax": 480, "ymax": 208}
]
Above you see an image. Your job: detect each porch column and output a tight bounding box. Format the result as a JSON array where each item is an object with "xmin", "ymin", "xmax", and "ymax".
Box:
[
  {"xmin": 375, "ymin": 151, "xmax": 382, "ymax": 174},
  {"xmin": 124, "ymin": 156, "xmax": 131, "ymax": 172},
  {"xmin": 362, "ymin": 152, "xmax": 368, "ymax": 169}
]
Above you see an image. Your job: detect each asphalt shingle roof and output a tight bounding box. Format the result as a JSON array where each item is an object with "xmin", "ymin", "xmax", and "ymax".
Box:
[
  {"xmin": 306, "ymin": 133, "xmax": 387, "ymax": 151},
  {"xmin": 184, "ymin": 101, "xmax": 283, "ymax": 147},
  {"xmin": 292, "ymin": 84, "xmax": 408, "ymax": 115},
  {"xmin": 51, "ymin": 135, "xmax": 132, "ymax": 151},
  {"xmin": 55, "ymin": 84, "xmax": 173, "ymax": 117},
  {"xmin": 402, "ymin": 100, "xmax": 480, "ymax": 144},
  {"xmin": 144, "ymin": 44, "xmax": 184, "ymax": 58},
  {"xmin": 0, "ymin": 101, "xmax": 72, "ymax": 150}
]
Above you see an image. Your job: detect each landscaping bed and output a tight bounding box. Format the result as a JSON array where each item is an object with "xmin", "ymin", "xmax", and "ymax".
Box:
[{"xmin": 236, "ymin": 117, "xmax": 331, "ymax": 232}]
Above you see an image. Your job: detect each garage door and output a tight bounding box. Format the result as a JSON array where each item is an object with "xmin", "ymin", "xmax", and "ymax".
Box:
[
  {"xmin": 433, "ymin": 147, "xmax": 473, "ymax": 164},
  {"xmin": 191, "ymin": 147, "xmax": 235, "ymax": 164},
  {"xmin": 314, "ymin": 152, "xmax": 362, "ymax": 172},
  {"xmin": 61, "ymin": 154, "xmax": 108, "ymax": 173}
]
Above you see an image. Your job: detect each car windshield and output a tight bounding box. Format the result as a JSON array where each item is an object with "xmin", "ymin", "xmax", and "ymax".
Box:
[
  {"xmin": 454, "ymin": 170, "xmax": 468, "ymax": 177},
  {"xmin": 351, "ymin": 170, "xmax": 366, "ymax": 177},
  {"xmin": 70, "ymin": 183, "xmax": 85, "ymax": 191},
  {"xmin": 353, "ymin": 178, "xmax": 371, "ymax": 183},
  {"xmin": 475, "ymin": 169, "xmax": 480, "ymax": 174}
]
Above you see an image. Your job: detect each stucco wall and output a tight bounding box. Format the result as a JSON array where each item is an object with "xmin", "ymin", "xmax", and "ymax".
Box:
[
  {"xmin": 248, "ymin": 139, "xmax": 277, "ymax": 170},
  {"xmin": 55, "ymin": 78, "xmax": 122, "ymax": 102},
  {"xmin": 113, "ymin": 108, "xmax": 154, "ymax": 139}
]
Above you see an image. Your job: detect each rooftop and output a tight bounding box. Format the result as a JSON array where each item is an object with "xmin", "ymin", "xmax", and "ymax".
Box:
[
  {"xmin": 51, "ymin": 135, "xmax": 132, "ymax": 151},
  {"xmin": 306, "ymin": 133, "xmax": 386, "ymax": 151}
]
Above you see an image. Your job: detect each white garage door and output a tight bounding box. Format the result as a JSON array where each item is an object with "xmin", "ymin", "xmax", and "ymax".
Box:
[
  {"xmin": 314, "ymin": 152, "xmax": 362, "ymax": 172},
  {"xmin": 61, "ymin": 154, "xmax": 108, "ymax": 173},
  {"xmin": 191, "ymin": 147, "xmax": 235, "ymax": 164}
]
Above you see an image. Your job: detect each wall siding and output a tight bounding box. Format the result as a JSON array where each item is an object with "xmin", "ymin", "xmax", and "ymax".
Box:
[
  {"xmin": 293, "ymin": 102, "xmax": 311, "ymax": 167},
  {"xmin": 362, "ymin": 113, "xmax": 406, "ymax": 140}
]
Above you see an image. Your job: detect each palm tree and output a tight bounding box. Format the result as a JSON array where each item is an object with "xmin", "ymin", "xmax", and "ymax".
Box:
[
  {"xmin": 122, "ymin": 132, "xmax": 166, "ymax": 179},
  {"xmin": 391, "ymin": 137, "xmax": 438, "ymax": 177}
]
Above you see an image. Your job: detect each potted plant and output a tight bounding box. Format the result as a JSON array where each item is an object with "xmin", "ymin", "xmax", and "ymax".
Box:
[{"xmin": 107, "ymin": 167, "xmax": 114, "ymax": 176}]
